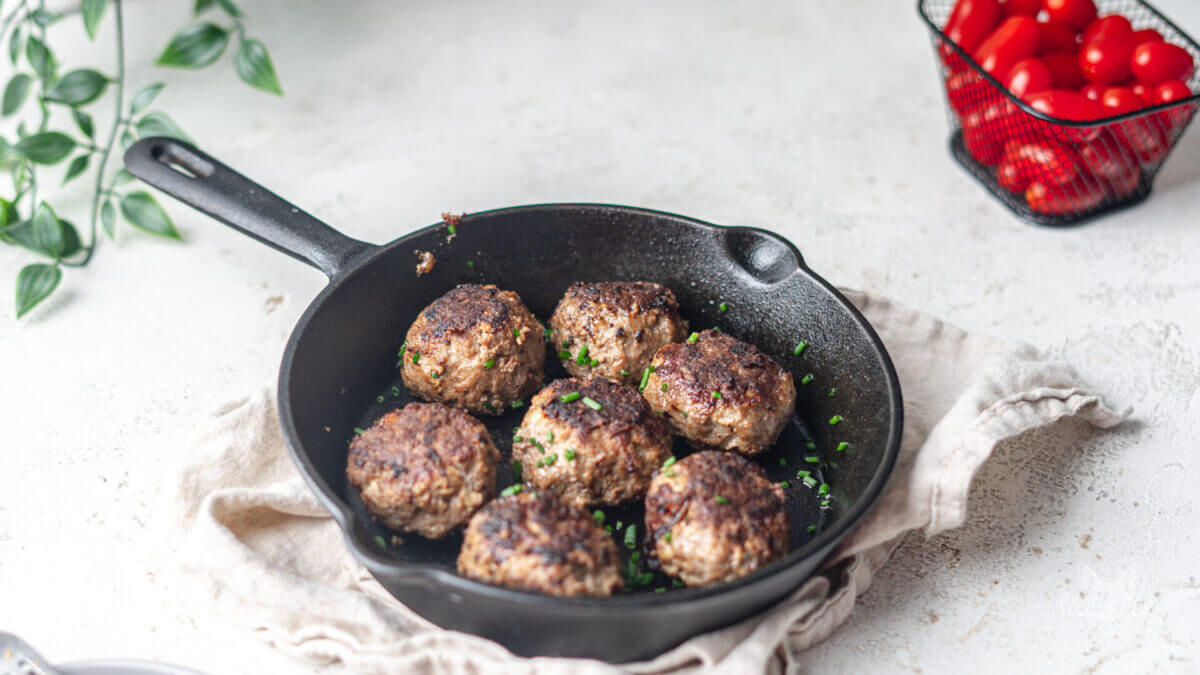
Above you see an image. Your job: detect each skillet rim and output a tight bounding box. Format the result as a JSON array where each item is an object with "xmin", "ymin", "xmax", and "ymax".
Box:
[{"xmin": 276, "ymin": 202, "xmax": 903, "ymax": 609}]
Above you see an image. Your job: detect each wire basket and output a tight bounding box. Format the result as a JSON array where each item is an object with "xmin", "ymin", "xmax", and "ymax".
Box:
[{"xmin": 918, "ymin": 0, "xmax": 1200, "ymax": 226}]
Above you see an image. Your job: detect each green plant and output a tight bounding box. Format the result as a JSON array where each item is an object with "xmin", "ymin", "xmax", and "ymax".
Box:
[{"xmin": 1, "ymin": 0, "xmax": 282, "ymax": 318}]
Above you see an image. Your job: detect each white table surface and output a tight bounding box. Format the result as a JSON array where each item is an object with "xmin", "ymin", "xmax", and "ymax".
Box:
[{"xmin": 3, "ymin": 1, "xmax": 1199, "ymax": 672}]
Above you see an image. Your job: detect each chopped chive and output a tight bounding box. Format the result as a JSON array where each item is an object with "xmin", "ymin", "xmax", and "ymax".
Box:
[
  {"xmin": 836, "ymin": 442, "xmax": 850, "ymax": 452},
  {"xmin": 511, "ymin": 400, "xmax": 524, "ymax": 409},
  {"xmin": 546, "ymin": 431, "xmax": 554, "ymax": 443},
  {"xmin": 779, "ymin": 458, "xmax": 787, "ymax": 466},
  {"xmin": 466, "ymin": 260, "xmax": 474, "ymax": 269},
  {"xmin": 673, "ymin": 578, "xmax": 685, "ymax": 588},
  {"xmin": 582, "ymin": 396, "xmax": 602, "ymax": 411},
  {"xmin": 661, "ymin": 383, "xmax": 669, "ymax": 392},
  {"xmin": 719, "ymin": 302, "xmax": 729, "ymax": 313},
  {"xmin": 680, "ymin": 411, "xmax": 688, "ymax": 418},
  {"xmin": 663, "ymin": 531, "xmax": 673, "ymax": 542},
  {"xmin": 801, "ymin": 373, "xmax": 814, "ymax": 385},
  {"xmin": 397, "ymin": 344, "xmax": 406, "ymax": 358},
  {"xmin": 593, "ymin": 509, "xmax": 605, "ymax": 526},
  {"xmin": 649, "ymin": 365, "xmax": 657, "ymax": 372},
  {"xmin": 712, "ymin": 326, "xmax": 722, "ymax": 333},
  {"xmin": 711, "ymin": 390, "xmax": 722, "ymax": 399},
  {"xmin": 714, "ymin": 495, "xmax": 728, "ymax": 505},
  {"xmin": 818, "ymin": 483, "xmax": 829, "ymax": 495},
  {"xmin": 412, "ymin": 352, "xmax": 420, "ymax": 364},
  {"xmin": 655, "ymin": 587, "xmax": 666, "ymax": 594},
  {"xmin": 631, "ymin": 551, "xmax": 641, "ymax": 563},
  {"xmin": 558, "ymin": 350, "xmax": 572, "ymax": 359},
  {"xmin": 483, "ymin": 359, "xmax": 496, "ymax": 369},
  {"xmin": 662, "ymin": 456, "xmax": 676, "ymax": 469},
  {"xmin": 565, "ymin": 449, "xmax": 576, "ymax": 461},
  {"xmin": 793, "ymin": 341, "xmax": 808, "ymax": 356},
  {"xmin": 796, "ymin": 470, "xmax": 811, "ymax": 478},
  {"xmin": 806, "ymin": 525, "xmax": 817, "ymax": 533},
  {"xmin": 374, "ymin": 535, "xmax": 387, "ymax": 548},
  {"xmin": 391, "ymin": 385, "xmax": 400, "ymax": 397},
  {"xmin": 639, "ymin": 368, "xmax": 652, "ymax": 392},
  {"xmin": 803, "ymin": 476, "xmax": 818, "ymax": 487},
  {"xmin": 805, "ymin": 455, "xmax": 820, "ymax": 464},
  {"xmin": 544, "ymin": 328, "xmax": 553, "ymax": 339},
  {"xmin": 513, "ymin": 426, "xmax": 520, "ymax": 434},
  {"xmin": 624, "ymin": 524, "xmax": 637, "ymax": 549},
  {"xmin": 353, "ymin": 427, "xmax": 365, "ymax": 435},
  {"xmin": 561, "ymin": 340, "xmax": 571, "ymax": 347},
  {"xmin": 606, "ymin": 525, "xmax": 613, "ymax": 532},
  {"xmin": 545, "ymin": 454, "xmax": 558, "ymax": 466},
  {"xmin": 575, "ymin": 345, "xmax": 590, "ymax": 365},
  {"xmin": 806, "ymin": 441, "xmax": 817, "ymax": 450},
  {"xmin": 500, "ymin": 484, "xmax": 522, "ymax": 497},
  {"xmin": 821, "ymin": 499, "xmax": 830, "ymax": 507},
  {"xmin": 376, "ymin": 395, "xmax": 384, "ymax": 403},
  {"xmin": 430, "ymin": 372, "xmax": 440, "ymax": 379},
  {"xmin": 687, "ymin": 332, "xmax": 699, "ymax": 344},
  {"xmin": 447, "ymin": 223, "xmax": 457, "ymax": 234},
  {"xmin": 536, "ymin": 459, "xmax": 544, "ymax": 467},
  {"xmin": 512, "ymin": 328, "xmax": 520, "ymax": 338},
  {"xmin": 780, "ymin": 480, "xmax": 789, "ymax": 488},
  {"xmin": 531, "ymin": 439, "xmax": 544, "ymax": 453},
  {"xmin": 828, "ymin": 388, "xmax": 836, "ymax": 397},
  {"xmin": 589, "ymin": 358, "xmax": 599, "ymax": 367},
  {"xmin": 829, "ymin": 415, "xmax": 844, "ymax": 425},
  {"xmin": 560, "ymin": 392, "xmax": 582, "ymax": 403},
  {"xmin": 512, "ymin": 461, "xmax": 522, "ymax": 481},
  {"xmin": 483, "ymin": 401, "xmax": 495, "ymax": 412},
  {"xmin": 513, "ymin": 435, "xmax": 523, "ymax": 442},
  {"xmin": 615, "ymin": 520, "xmax": 623, "ymax": 531}
]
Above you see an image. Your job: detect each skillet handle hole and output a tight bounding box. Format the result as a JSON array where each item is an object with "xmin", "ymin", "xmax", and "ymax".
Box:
[{"xmin": 151, "ymin": 142, "xmax": 214, "ymax": 179}]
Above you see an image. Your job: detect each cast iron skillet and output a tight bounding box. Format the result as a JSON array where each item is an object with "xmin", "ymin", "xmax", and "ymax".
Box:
[{"xmin": 124, "ymin": 137, "xmax": 903, "ymax": 663}]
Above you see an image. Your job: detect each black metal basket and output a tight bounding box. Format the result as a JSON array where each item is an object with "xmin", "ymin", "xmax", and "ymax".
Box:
[{"xmin": 918, "ymin": 0, "xmax": 1200, "ymax": 226}]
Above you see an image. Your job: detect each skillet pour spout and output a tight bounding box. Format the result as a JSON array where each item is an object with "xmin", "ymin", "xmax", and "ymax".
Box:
[{"xmin": 124, "ymin": 136, "xmax": 902, "ymax": 662}]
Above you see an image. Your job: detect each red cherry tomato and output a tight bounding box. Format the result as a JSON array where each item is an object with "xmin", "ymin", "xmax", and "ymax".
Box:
[
  {"xmin": 1131, "ymin": 29, "xmax": 1164, "ymax": 47},
  {"xmin": 1043, "ymin": 0, "xmax": 1097, "ymax": 31},
  {"xmin": 946, "ymin": 68, "xmax": 1003, "ymax": 116},
  {"xmin": 1026, "ymin": 178, "xmax": 1104, "ymax": 215},
  {"xmin": 1000, "ymin": 0, "xmax": 1041, "ymax": 17},
  {"xmin": 1153, "ymin": 79, "xmax": 1193, "ymax": 105},
  {"xmin": 963, "ymin": 99, "xmax": 1018, "ymax": 165},
  {"xmin": 944, "ymin": 0, "xmax": 1003, "ymax": 54},
  {"xmin": 1006, "ymin": 58, "xmax": 1053, "ymax": 97},
  {"xmin": 997, "ymin": 158, "xmax": 1029, "ymax": 192},
  {"xmin": 1131, "ymin": 81, "xmax": 1156, "ymax": 105},
  {"xmin": 1041, "ymin": 52, "xmax": 1086, "ymax": 88},
  {"xmin": 1078, "ymin": 133, "xmax": 1137, "ymax": 179},
  {"xmin": 1037, "ymin": 21, "xmax": 1079, "ymax": 55},
  {"xmin": 1100, "ymin": 87, "xmax": 1143, "ymax": 115},
  {"xmin": 974, "ymin": 16, "xmax": 1041, "ymax": 80},
  {"xmin": 1081, "ymin": 15, "xmax": 1132, "ymax": 45},
  {"xmin": 1102, "ymin": 163, "xmax": 1143, "ymax": 199},
  {"xmin": 1081, "ymin": 83, "xmax": 1105, "ymax": 101},
  {"xmin": 1026, "ymin": 90, "xmax": 1104, "ymax": 120},
  {"xmin": 1118, "ymin": 117, "xmax": 1171, "ymax": 164},
  {"xmin": 1080, "ymin": 34, "xmax": 1135, "ymax": 84},
  {"xmin": 1002, "ymin": 138, "xmax": 1081, "ymax": 186},
  {"xmin": 1131, "ymin": 42, "xmax": 1196, "ymax": 85}
]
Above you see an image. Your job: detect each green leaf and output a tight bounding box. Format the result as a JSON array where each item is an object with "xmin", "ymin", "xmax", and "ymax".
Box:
[
  {"xmin": 216, "ymin": 0, "xmax": 244, "ymax": 18},
  {"xmin": 43, "ymin": 69, "xmax": 109, "ymax": 106},
  {"xmin": 25, "ymin": 36, "xmax": 55, "ymax": 84},
  {"xmin": 31, "ymin": 201, "xmax": 65, "ymax": 257},
  {"xmin": 129, "ymin": 82, "xmax": 164, "ymax": 115},
  {"xmin": 121, "ymin": 129, "xmax": 135, "ymax": 149},
  {"xmin": 193, "ymin": 0, "xmax": 216, "ymax": 14},
  {"xmin": 81, "ymin": 0, "xmax": 109, "ymax": 40},
  {"xmin": 63, "ymin": 154, "xmax": 89, "ymax": 184},
  {"xmin": 2, "ymin": 74, "xmax": 32, "ymax": 116},
  {"xmin": 72, "ymin": 108, "xmax": 94, "ymax": 138},
  {"xmin": 31, "ymin": 9, "xmax": 62, "ymax": 27},
  {"xmin": 0, "ymin": 197, "xmax": 17, "ymax": 228},
  {"xmin": 8, "ymin": 26, "xmax": 21, "ymax": 66},
  {"xmin": 113, "ymin": 168, "xmax": 135, "ymax": 184},
  {"xmin": 15, "ymin": 132, "xmax": 75, "ymax": 164},
  {"xmin": 136, "ymin": 111, "xmax": 189, "ymax": 141},
  {"xmin": 100, "ymin": 198, "xmax": 115, "ymax": 238},
  {"xmin": 233, "ymin": 38, "xmax": 282, "ymax": 95},
  {"xmin": 120, "ymin": 191, "xmax": 179, "ymax": 239},
  {"xmin": 15, "ymin": 263, "xmax": 61, "ymax": 318},
  {"xmin": 155, "ymin": 23, "xmax": 229, "ymax": 69},
  {"xmin": 59, "ymin": 219, "xmax": 82, "ymax": 257}
]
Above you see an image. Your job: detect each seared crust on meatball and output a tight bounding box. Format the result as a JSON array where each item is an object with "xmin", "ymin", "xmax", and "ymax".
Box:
[
  {"xmin": 347, "ymin": 402, "xmax": 499, "ymax": 539},
  {"xmin": 513, "ymin": 378, "xmax": 673, "ymax": 506},
  {"xmin": 644, "ymin": 451, "xmax": 789, "ymax": 587},
  {"xmin": 549, "ymin": 282, "xmax": 689, "ymax": 386},
  {"xmin": 401, "ymin": 284, "xmax": 545, "ymax": 415},
  {"xmin": 457, "ymin": 491, "xmax": 624, "ymax": 597},
  {"xmin": 642, "ymin": 330, "xmax": 795, "ymax": 455}
]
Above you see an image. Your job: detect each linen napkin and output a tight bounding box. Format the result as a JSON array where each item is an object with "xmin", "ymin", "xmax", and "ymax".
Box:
[{"xmin": 172, "ymin": 290, "xmax": 1129, "ymax": 674}]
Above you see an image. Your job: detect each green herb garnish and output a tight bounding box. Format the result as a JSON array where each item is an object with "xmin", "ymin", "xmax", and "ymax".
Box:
[
  {"xmin": 575, "ymin": 344, "xmax": 590, "ymax": 365},
  {"xmin": 511, "ymin": 460, "xmax": 522, "ymax": 481},
  {"xmin": 639, "ymin": 368, "xmax": 652, "ymax": 392},
  {"xmin": 412, "ymin": 352, "xmax": 420, "ymax": 364},
  {"xmin": 805, "ymin": 455, "xmax": 820, "ymax": 464},
  {"xmin": 582, "ymin": 396, "xmax": 602, "ymax": 411},
  {"xmin": 711, "ymin": 390, "xmax": 722, "ymax": 399},
  {"xmin": 806, "ymin": 525, "xmax": 817, "ymax": 533},
  {"xmin": 829, "ymin": 415, "xmax": 843, "ymax": 425},
  {"xmin": 620, "ymin": 369, "xmax": 629, "ymax": 377},
  {"xmin": 802, "ymin": 476, "xmax": 818, "ymax": 487},
  {"xmin": 801, "ymin": 373, "xmax": 813, "ymax": 385},
  {"xmin": 780, "ymin": 480, "xmax": 789, "ymax": 488},
  {"xmin": 793, "ymin": 341, "xmax": 808, "ymax": 356},
  {"xmin": 818, "ymin": 483, "xmax": 829, "ymax": 496},
  {"xmin": 662, "ymin": 456, "xmax": 676, "ymax": 469},
  {"xmin": 661, "ymin": 383, "xmax": 669, "ymax": 392},
  {"xmin": 500, "ymin": 484, "xmax": 522, "ymax": 497},
  {"xmin": 558, "ymin": 350, "xmax": 571, "ymax": 359},
  {"xmin": 565, "ymin": 449, "xmax": 576, "ymax": 461},
  {"xmin": 796, "ymin": 470, "xmax": 811, "ymax": 478},
  {"xmin": 374, "ymin": 535, "xmax": 387, "ymax": 548},
  {"xmin": 483, "ymin": 358, "xmax": 495, "ymax": 369},
  {"xmin": 687, "ymin": 332, "xmax": 699, "ymax": 344},
  {"xmin": 836, "ymin": 442, "xmax": 849, "ymax": 452},
  {"xmin": 714, "ymin": 495, "xmax": 728, "ymax": 505},
  {"xmin": 511, "ymin": 400, "xmax": 524, "ymax": 409},
  {"xmin": 624, "ymin": 524, "xmax": 637, "ymax": 549},
  {"xmin": 593, "ymin": 510, "xmax": 605, "ymax": 526},
  {"xmin": 719, "ymin": 302, "xmax": 729, "ymax": 313},
  {"xmin": 512, "ymin": 327, "xmax": 520, "ymax": 338},
  {"xmin": 353, "ymin": 427, "xmax": 365, "ymax": 435},
  {"xmin": 560, "ymin": 392, "xmax": 582, "ymax": 403}
]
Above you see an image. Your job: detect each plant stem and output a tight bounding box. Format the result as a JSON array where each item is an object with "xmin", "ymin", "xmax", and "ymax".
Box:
[
  {"xmin": 78, "ymin": 0, "xmax": 123, "ymax": 265},
  {"xmin": 0, "ymin": 0, "xmax": 27, "ymax": 41}
]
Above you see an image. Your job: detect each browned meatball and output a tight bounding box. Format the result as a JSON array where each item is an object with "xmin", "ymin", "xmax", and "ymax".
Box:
[
  {"xmin": 548, "ymin": 281, "xmax": 689, "ymax": 386},
  {"xmin": 457, "ymin": 490, "xmax": 624, "ymax": 597},
  {"xmin": 644, "ymin": 451, "xmax": 789, "ymax": 587},
  {"xmin": 513, "ymin": 378, "xmax": 673, "ymax": 506},
  {"xmin": 346, "ymin": 402, "xmax": 499, "ymax": 539},
  {"xmin": 400, "ymin": 284, "xmax": 545, "ymax": 415},
  {"xmin": 641, "ymin": 330, "xmax": 795, "ymax": 455}
]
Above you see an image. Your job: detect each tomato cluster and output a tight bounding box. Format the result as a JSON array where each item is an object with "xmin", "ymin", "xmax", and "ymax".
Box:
[{"xmin": 940, "ymin": 0, "xmax": 1196, "ymax": 216}]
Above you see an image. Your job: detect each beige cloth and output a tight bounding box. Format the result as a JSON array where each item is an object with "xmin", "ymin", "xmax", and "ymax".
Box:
[{"xmin": 173, "ymin": 290, "xmax": 1129, "ymax": 674}]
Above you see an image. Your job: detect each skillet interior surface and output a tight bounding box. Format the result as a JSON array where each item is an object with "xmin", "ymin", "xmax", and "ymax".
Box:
[{"xmin": 279, "ymin": 204, "xmax": 902, "ymax": 660}]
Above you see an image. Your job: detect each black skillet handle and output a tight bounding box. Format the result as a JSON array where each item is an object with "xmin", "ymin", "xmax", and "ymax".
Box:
[{"xmin": 124, "ymin": 137, "xmax": 376, "ymax": 278}]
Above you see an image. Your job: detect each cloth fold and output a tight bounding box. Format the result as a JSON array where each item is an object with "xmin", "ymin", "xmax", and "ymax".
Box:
[{"xmin": 172, "ymin": 290, "xmax": 1129, "ymax": 674}]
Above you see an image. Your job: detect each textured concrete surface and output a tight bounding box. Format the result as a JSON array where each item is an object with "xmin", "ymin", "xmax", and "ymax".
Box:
[{"xmin": 2, "ymin": 0, "xmax": 1198, "ymax": 672}]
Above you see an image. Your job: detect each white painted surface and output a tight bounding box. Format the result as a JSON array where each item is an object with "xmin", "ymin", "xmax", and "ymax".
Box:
[{"xmin": 2, "ymin": 1, "xmax": 1198, "ymax": 672}]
